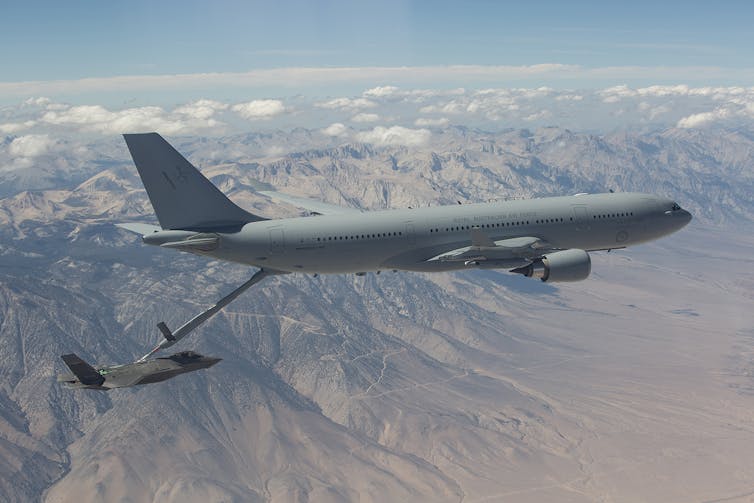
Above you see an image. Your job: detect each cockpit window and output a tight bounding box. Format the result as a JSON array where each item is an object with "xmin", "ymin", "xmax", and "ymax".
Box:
[{"xmin": 671, "ymin": 203, "xmax": 681, "ymax": 211}]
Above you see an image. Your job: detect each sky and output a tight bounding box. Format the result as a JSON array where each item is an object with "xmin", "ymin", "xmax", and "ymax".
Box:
[
  {"xmin": 2, "ymin": 0, "xmax": 754, "ymax": 140},
  {"xmin": 4, "ymin": 1, "xmax": 754, "ymax": 80}
]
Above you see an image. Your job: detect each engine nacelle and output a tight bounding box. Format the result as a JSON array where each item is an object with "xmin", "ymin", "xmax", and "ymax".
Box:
[{"xmin": 513, "ymin": 249, "xmax": 591, "ymax": 282}]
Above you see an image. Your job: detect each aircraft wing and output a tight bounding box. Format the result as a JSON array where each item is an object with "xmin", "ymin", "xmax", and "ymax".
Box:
[
  {"xmin": 250, "ymin": 179, "xmax": 361, "ymax": 216},
  {"xmin": 427, "ymin": 229, "xmax": 558, "ymax": 266}
]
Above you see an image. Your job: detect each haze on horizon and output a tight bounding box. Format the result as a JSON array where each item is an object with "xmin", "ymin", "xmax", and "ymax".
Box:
[{"xmin": 2, "ymin": 0, "xmax": 754, "ymax": 136}]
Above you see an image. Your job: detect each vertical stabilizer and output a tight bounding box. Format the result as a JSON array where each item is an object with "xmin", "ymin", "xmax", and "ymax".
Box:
[{"xmin": 123, "ymin": 133, "xmax": 265, "ymax": 230}]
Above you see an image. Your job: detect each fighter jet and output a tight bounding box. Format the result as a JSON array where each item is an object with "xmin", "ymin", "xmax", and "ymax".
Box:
[{"xmin": 58, "ymin": 351, "xmax": 221, "ymax": 390}]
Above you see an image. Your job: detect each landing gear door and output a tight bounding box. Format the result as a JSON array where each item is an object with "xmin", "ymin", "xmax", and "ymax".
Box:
[{"xmin": 572, "ymin": 206, "xmax": 590, "ymax": 231}]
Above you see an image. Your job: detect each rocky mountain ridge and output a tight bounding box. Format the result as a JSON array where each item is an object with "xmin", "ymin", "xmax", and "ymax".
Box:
[{"xmin": 0, "ymin": 126, "xmax": 753, "ymax": 502}]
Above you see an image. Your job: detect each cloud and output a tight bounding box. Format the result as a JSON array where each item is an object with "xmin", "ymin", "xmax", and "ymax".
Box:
[
  {"xmin": 322, "ymin": 123, "xmax": 348, "ymax": 137},
  {"xmin": 231, "ymin": 99, "xmax": 285, "ymax": 119},
  {"xmin": 40, "ymin": 104, "xmax": 199, "ymax": 134},
  {"xmin": 315, "ymin": 97, "xmax": 376, "ymax": 110},
  {"xmin": 0, "ymin": 65, "xmax": 577, "ymax": 99},
  {"xmin": 8, "ymin": 134, "xmax": 57, "ymax": 157},
  {"xmin": 417, "ymin": 88, "xmax": 561, "ymax": 122},
  {"xmin": 355, "ymin": 126, "xmax": 430, "ymax": 146},
  {"xmin": 350, "ymin": 113, "xmax": 380, "ymax": 123},
  {"xmin": 555, "ymin": 94, "xmax": 584, "ymax": 101},
  {"xmin": 414, "ymin": 117, "xmax": 449, "ymax": 127},
  {"xmin": 0, "ymin": 120, "xmax": 36, "ymax": 134},
  {"xmin": 174, "ymin": 99, "xmax": 228, "ymax": 120},
  {"xmin": 23, "ymin": 97, "xmax": 52, "ymax": 107},
  {"xmin": 524, "ymin": 110, "xmax": 551, "ymax": 121},
  {"xmin": 599, "ymin": 85, "xmax": 638, "ymax": 103},
  {"xmin": 5, "ymin": 84, "xmax": 754, "ymax": 137},
  {"xmin": 363, "ymin": 86, "xmax": 400, "ymax": 98},
  {"xmin": 676, "ymin": 108, "xmax": 733, "ymax": 128},
  {"xmin": 4, "ymin": 65, "xmax": 754, "ymax": 102},
  {"xmin": 363, "ymin": 86, "xmax": 467, "ymax": 103}
]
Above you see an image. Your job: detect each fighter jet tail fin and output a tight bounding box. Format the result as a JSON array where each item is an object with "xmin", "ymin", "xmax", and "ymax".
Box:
[
  {"xmin": 61, "ymin": 354, "xmax": 105, "ymax": 386},
  {"xmin": 123, "ymin": 133, "xmax": 267, "ymax": 231}
]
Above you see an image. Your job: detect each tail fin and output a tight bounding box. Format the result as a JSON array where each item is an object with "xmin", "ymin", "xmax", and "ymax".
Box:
[
  {"xmin": 123, "ymin": 133, "xmax": 265, "ymax": 230},
  {"xmin": 61, "ymin": 354, "xmax": 105, "ymax": 386}
]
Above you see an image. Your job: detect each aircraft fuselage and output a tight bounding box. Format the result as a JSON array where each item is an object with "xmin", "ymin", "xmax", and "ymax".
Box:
[{"xmin": 211, "ymin": 192, "xmax": 691, "ymax": 274}]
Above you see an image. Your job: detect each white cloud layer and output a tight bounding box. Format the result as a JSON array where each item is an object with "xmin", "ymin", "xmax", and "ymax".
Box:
[
  {"xmin": 363, "ymin": 86, "xmax": 400, "ymax": 98},
  {"xmin": 231, "ymin": 99, "xmax": 285, "ymax": 120},
  {"xmin": 414, "ymin": 117, "xmax": 449, "ymax": 127},
  {"xmin": 677, "ymin": 108, "xmax": 734, "ymax": 128},
  {"xmin": 322, "ymin": 123, "xmax": 348, "ymax": 137},
  {"xmin": 174, "ymin": 99, "xmax": 228, "ymax": 120},
  {"xmin": 0, "ymin": 120, "xmax": 36, "ymax": 134},
  {"xmin": 355, "ymin": 126, "xmax": 431, "ymax": 146},
  {"xmin": 315, "ymin": 97, "xmax": 376, "ymax": 110},
  {"xmin": 3, "ymin": 84, "xmax": 754, "ymax": 140},
  {"xmin": 39, "ymin": 104, "xmax": 209, "ymax": 134},
  {"xmin": 351, "ymin": 113, "xmax": 380, "ymax": 123},
  {"xmin": 8, "ymin": 134, "xmax": 57, "ymax": 157},
  {"xmin": 3, "ymin": 65, "xmax": 754, "ymax": 109}
]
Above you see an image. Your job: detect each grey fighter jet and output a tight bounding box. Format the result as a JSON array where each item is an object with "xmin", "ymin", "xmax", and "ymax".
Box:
[{"xmin": 58, "ymin": 351, "xmax": 221, "ymax": 390}]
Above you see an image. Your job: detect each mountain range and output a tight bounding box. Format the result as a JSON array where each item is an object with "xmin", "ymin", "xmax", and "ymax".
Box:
[{"xmin": 1, "ymin": 126, "xmax": 753, "ymax": 502}]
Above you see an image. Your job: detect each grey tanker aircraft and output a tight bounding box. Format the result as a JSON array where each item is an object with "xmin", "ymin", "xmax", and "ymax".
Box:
[
  {"xmin": 119, "ymin": 132, "xmax": 691, "ymax": 279},
  {"xmin": 60, "ymin": 132, "xmax": 693, "ymax": 383}
]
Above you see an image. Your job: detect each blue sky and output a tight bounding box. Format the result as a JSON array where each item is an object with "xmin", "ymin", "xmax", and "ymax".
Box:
[
  {"xmin": 2, "ymin": 1, "xmax": 754, "ymax": 137},
  {"xmin": 4, "ymin": 0, "xmax": 754, "ymax": 82}
]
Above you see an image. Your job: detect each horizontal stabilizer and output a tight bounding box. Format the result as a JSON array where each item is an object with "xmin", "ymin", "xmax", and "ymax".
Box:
[
  {"xmin": 61, "ymin": 354, "xmax": 105, "ymax": 386},
  {"xmin": 116, "ymin": 223, "xmax": 162, "ymax": 235}
]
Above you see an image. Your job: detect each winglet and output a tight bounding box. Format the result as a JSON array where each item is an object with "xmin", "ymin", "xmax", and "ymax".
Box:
[{"xmin": 61, "ymin": 354, "xmax": 105, "ymax": 386}]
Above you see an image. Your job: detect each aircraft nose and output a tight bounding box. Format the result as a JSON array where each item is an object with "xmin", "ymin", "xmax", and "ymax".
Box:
[
  {"xmin": 674, "ymin": 208, "xmax": 692, "ymax": 229},
  {"xmin": 679, "ymin": 208, "xmax": 692, "ymax": 225},
  {"xmin": 204, "ymin": 357, "xmax": 222, "ymax": 367}
]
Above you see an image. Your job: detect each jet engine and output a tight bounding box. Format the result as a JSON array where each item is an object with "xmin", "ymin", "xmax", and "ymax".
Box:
[{"xmin": 512, "ymin": 249, "xmax": 591, "ymax": 282}]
